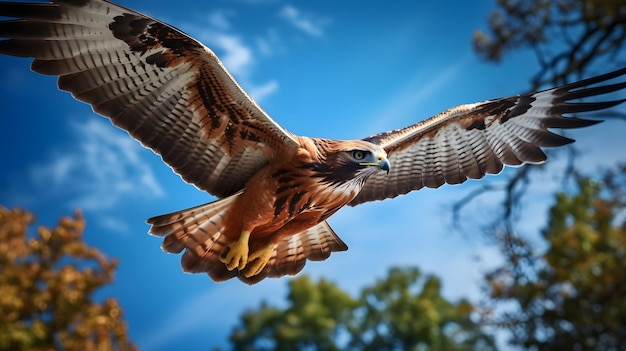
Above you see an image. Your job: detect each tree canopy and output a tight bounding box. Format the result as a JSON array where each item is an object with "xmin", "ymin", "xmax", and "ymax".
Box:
[
  {"xmin": 0, "ymin": 207, "xmax": 136, "ymax": 351},
  {"xmin": 474, "ymin": 0, "xmax": 626, "ymax": 89},
  {"xmin": 483, "ymin": 165, "xmax": 626, "ymax": 350},
  {"xmin": 472, "ymin": 3, "xmax": 626, "ymax": 348},
  {"xmin": 229, "ymin": 267, "xmax": 496, "ymax": 351}
]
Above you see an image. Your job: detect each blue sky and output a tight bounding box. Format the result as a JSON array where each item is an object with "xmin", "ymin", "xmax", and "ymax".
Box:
[{"xmin": 1, "ymin": 1, "xmax": 625, "ymax": 350}]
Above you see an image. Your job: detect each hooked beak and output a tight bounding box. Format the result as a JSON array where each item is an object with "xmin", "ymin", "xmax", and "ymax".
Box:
[
  {"xmin": 360, "ymin": 156, "xmax": 391, "ymax": 175},
  {"xmin": 378, "ymin": 157, "xmax": 391, "ymax": 175}
]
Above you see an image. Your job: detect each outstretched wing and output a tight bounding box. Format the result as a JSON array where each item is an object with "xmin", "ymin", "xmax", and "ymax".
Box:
[
  {"xmin": 351, "ymin": 68, "xmax": 626, "ymax": 206},
  {"xmin": 0, "ymin": 0, "xmax": 299, "ymax": 198}
]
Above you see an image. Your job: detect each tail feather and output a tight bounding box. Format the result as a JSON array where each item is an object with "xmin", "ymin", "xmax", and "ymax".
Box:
[
  {"xmin": 147, "ymin": 196, "xmax": 348, "ymax": 284},
  {"xmin": 239, "ymin": 221, "xmax": 348, "ymax": 285},
  {"xmin": 147, "ymin": 194, "xmax": 239, "ymax": 274}
]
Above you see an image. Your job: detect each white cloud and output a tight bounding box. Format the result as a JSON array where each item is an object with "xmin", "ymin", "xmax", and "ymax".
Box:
[
  {"xmin": 255, "ymin": 29, "xmax": 285, "ymax": 57},
  {"xmin": 197, "ymin": 29, "xmax": 253, "ymax": 77},
  {"xmin": 278, "ymin": 5, "xmax": 330, "ymax": 37},
  {"xmin": 97, "ymin": 215, "xmax": 132, "ymax": 235},
  {"xmin": 27, "ymin": 118, "xmax": 164, "ymax": 211},
  {"xmin": 248, "ymin": 79, "xmax": 279, "ymax": 102},
  {"xmin": 213, "ymin": 33, "xmax": 253, "ymax": 76},
  {"xmin": 207, "ymin": 10, "xmax": 233, "ymax": 30}
]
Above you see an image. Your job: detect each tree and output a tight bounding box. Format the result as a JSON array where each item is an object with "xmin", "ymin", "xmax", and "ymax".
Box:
[
  {"xmin": 457, "ymin": 2, "xmax": 626, "ymax": 311},
  {"xmin": 471, "ymin": 4, "xmax": 626, "ymax": 348},
  {"xmin": 0, "ymin": 207, "xmax": 136, "ymax": 351},
  {"xmin": 230, "ymin": 275, "xmax": 356, "ymax": 351},
  {"xmin": 482, "ymin": 165, "xmax": 626, "ymax": 350},
  {"xmin": 348, "ymin": 268, "xmax": 495, "ymax": 351},
  {"xmin": 474, "ymin": 0, "xmax": 626, "ymax": 89},
  {"xmin": 461, "ymin": 0, "xmax": 626, "ymax": 235},
  {"xmin": 229, "ymin": 267, "xmax": 496, "ymax": 351}
]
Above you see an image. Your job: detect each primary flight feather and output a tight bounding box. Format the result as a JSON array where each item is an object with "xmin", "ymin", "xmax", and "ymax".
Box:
[{"xmin": 1, "ymin": 0, "xmax": 624, "ymax": 284}]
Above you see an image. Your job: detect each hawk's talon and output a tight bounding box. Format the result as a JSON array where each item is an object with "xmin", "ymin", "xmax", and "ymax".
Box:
[
  {"xmin": 220, "ymin": 230, "xmax": 251, "ymax": 271},
  {"xmin": 243, "ymin": 243, "xmax": 275, "ymax": 278}
]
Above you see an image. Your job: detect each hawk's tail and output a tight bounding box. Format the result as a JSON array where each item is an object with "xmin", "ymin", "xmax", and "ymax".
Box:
[
  {"xmin": 147, "ymin": 193, "xmax": 349, "ymax": 285},
  {"xmin": 147, "ymin": 193, "xmax": 240, "ymax": 280}
]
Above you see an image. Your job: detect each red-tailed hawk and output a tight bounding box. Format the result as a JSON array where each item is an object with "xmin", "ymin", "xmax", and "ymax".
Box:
[{"xmin": 1, "ymin": 0, "xmax": 624, "ymax": 284}]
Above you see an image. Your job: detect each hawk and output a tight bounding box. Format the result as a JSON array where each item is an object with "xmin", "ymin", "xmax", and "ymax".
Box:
[{"xmin": 1, "ymin": 0, "xmax": 624, "ymax": 284}]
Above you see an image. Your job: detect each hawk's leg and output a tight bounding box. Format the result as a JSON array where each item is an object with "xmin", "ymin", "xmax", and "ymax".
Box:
[
  {"xmin": 243, "ymin": 243, "xmax": 275, "ymax": 278},
  {"xmin": 220, "ymin": 230, "xmax": 250, "ymax": 271}
]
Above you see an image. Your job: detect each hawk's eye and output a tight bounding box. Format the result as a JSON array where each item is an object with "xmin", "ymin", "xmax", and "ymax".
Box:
[{"xmin": 352, "ymin": 150, "xmax": 366, "ymax": 160}]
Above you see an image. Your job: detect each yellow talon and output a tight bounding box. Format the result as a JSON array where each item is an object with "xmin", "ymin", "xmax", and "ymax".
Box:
[
  {"xmin": 243, "ymin": 243, "xmax": 275, "ymax": 278},
  {"xmin": 220, "ymin": 230, "xmax": 251, "ymax": 271}
]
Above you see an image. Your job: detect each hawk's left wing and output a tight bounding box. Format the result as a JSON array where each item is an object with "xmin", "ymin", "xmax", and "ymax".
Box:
[
  {"xmin": 0, "ymin": 0, "xmax": 300, "ymax": 198},
  {"xmin": 350, "ymin": 68, "xmax": 626, "ymax": 206}
]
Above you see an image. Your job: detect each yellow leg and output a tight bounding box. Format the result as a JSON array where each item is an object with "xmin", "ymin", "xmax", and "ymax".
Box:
[
  {"xmin": 243, "ymin": 243, "xmax": 275, "ymax": 278},
  {"xmin": 220, "ymin": 230, "xmax": 250, "ymax": 271}
]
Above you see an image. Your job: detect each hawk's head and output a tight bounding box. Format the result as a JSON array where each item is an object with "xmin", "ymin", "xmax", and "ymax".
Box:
[{"xmin": 313, "ymin": 139, "xmax": 390, "ymax": 186}]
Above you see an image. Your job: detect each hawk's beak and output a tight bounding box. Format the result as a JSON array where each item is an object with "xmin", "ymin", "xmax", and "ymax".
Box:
[
  {"xmin": 379, "ymin": 157, "xmax": 391, "ymax": 175},
  {"xmin": 360, "ymin": 154, "xmax": 390, "ymax": 175}
]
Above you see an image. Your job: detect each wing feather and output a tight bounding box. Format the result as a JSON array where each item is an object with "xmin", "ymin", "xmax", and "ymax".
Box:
[
  {"xmin": 455, "ymin": 128, "xmax": 483, "ymax": 179},
  {"xmin": 441, "ymin": 126, "xmax": 464, "ymax": 184},
  {"xmin": 350, "ymin": 68, "xmax": 626, "ymax": 206},
  {"xmin": 0, "ymin": 0, "xmax": 300, "ymax": 198}
]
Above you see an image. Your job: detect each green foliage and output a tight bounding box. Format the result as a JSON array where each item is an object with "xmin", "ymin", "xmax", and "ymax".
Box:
[
  {"xmin": 230, "ymin": 268, "xmax": 495, "ymax": 351},
  {"xmin": 0, "ymin": 208, "xmax": 136, "ymax": 351},
  {"xmin": 473, "ymin": 4, "xmax": 626, "ymax": 345},
  {"xmin": 484, "ymin": 166, "xmax": 626, "ymax": 350},
  {"xmin": 230, "ymin": 276, "xmax": 356, "ymax": 351},
  {"xmin": 350, "ymin": 268, "xmax": 491, "ymax": 351}
]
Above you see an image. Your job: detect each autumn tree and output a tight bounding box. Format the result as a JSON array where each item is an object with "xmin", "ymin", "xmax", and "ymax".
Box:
[
  {"xmin": 482, "ymin": 165, "xmax": 626, "ymax": 350},
  {"xmin": 0, "ymin": 207, "xmax": 136, "ymax": 351},
  {"xmin": 229, "ymin": 267, "xmax": 496, "ymax": 351}
]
